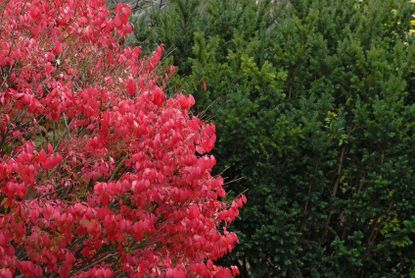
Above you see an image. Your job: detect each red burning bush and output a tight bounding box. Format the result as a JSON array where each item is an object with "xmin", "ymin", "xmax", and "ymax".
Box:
[{"xmin": 0, "ymin": 0, "xmax": 245, "ymax": 276}]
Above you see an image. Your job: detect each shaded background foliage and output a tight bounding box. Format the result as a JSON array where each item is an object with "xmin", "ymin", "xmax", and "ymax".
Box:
[{"xmin": 115, "ymin": 0, "xmax": 415, "ymax": 276}]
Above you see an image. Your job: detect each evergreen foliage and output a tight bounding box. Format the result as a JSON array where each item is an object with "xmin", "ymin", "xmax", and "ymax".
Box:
[{"xmin": 133, "ymin": 0, "xmax": 415, "ymax": 276}]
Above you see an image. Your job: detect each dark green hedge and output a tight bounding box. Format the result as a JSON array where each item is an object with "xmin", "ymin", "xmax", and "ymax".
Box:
[{"xmin": 132, "ymin": 0, "xmax": 415, "ymax": 276}]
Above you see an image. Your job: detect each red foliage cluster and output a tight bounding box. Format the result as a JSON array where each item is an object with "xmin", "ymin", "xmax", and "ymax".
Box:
[{"xmin": 0, "ymin": 0, "xmax": 245, "ymax": 276}]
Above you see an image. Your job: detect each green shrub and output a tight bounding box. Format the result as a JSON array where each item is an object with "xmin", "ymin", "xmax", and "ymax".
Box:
[{"xmin": 132, "ymin": 0, "xmax": 415, "ymax": 276}]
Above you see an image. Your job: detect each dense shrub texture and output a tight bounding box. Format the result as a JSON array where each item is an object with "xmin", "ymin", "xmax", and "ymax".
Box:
[
  {"xmin": 0, "ymin": 0, "xmax": 245, "ymax": 276},
  {"xmin": 133, "ymin": 0, "xmax": 415, "ymax": 276}
]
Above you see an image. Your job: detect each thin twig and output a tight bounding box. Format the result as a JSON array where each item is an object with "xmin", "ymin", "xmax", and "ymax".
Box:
[
  {"xmin": 223, "ymin": 176, "xmax": 245, "ymax": 186},
  {"xmin": 109, "ymin": 154, "xmax": 129, "ymax": 181},
  {"xmin": 71, "ymin": 252, "xmax": 117, "ymax": 275}
]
